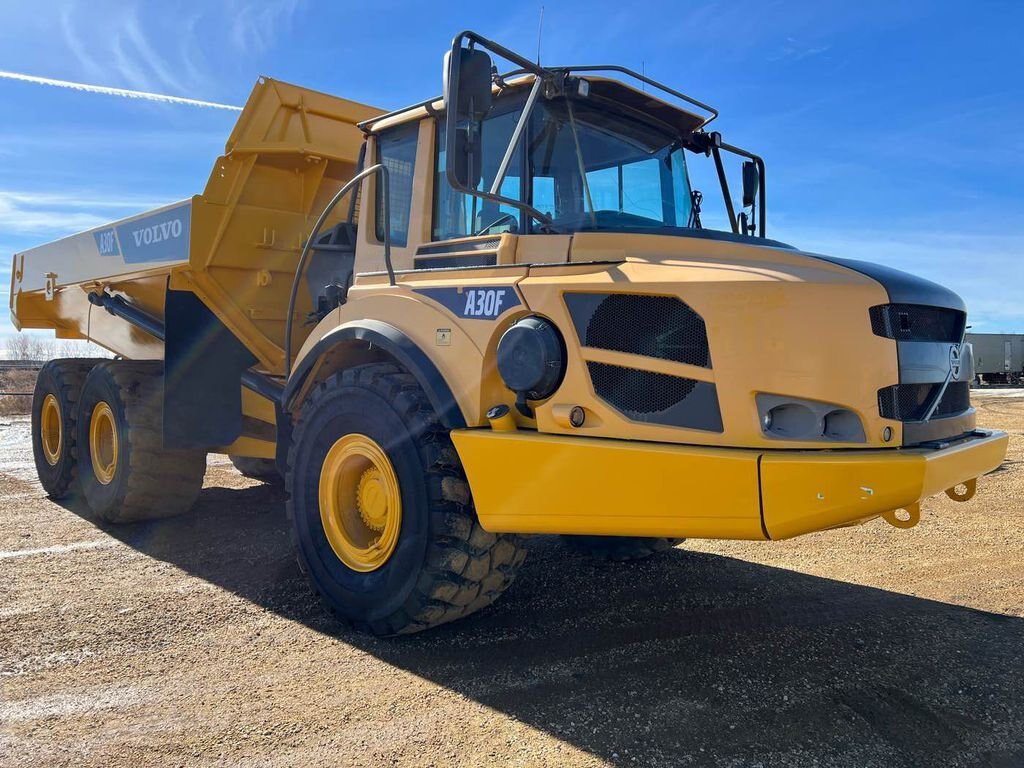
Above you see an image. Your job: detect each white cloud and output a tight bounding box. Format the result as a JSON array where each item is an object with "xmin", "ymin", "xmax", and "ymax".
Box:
[
  {"xmin": 0, "ymin": 191, "xmax": 170, "ymax": 209},
  {"xmin": 0, "ymin": 190, "xmax": 172, "ymax": 237},
  {"xmin": 0, "ymin": 127, "xmax": 229, "ymax": 155},
  {"xmin": 119, "ymin": 6, "xmax": 190, "ymax": 96},
  {"xmin": 227, "ymin": 0, "xmax": 304, "ymax": 56},
  {"xmin": 0, "ymin": 71, "xmax": 242, "ymax": 112},
  {"xmin": 770, "ymin": 37, "xmax": 831, "ymax": 63},
  {"xmin": 59, "ymin": 3, "xmax": 105, "ymax": 84},
  {"xmin": 54, "ymin": 1, "xmax": 242, "ymax": 104}
]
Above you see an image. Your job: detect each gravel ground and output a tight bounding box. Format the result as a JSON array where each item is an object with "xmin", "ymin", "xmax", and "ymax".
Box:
[{"xmin": 1, "ymin": 393, "xmax": 1022, "ymax": 767}]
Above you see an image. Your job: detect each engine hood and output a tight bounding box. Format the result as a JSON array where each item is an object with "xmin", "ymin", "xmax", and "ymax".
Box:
[
  {"xmin": 566, "ymin": 231, "xmax": 967, "ymax": 313},
  {"xmin": 802, "ymin": 254, "xmax": 966, "ymax": 313}
]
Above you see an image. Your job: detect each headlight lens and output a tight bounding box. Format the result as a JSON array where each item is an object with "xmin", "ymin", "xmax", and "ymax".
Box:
[{"xmin": 757, "ymin": 394, "xmax": 865, "ymax": 443}]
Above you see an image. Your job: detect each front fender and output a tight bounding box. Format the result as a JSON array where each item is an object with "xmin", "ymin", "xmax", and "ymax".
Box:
[{"xmin": 283, "ymin": 319, "xmax": 467, "ymax": 429}]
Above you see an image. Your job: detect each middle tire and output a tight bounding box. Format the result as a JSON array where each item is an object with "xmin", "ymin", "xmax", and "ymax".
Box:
[
  {"xmin": 562, "ymin": 535, "xmax": 684, "ymax": 562},
  {"xmin": 229, "ymin": 455, "xmax": 282, "ymax": 483},
  {"xmin": 77, "ymin": 361, "xmax": 207, "ymax": 523},
  {"xmin": 286, "ymin": 363, "xmax": 527, "ymax": 635}
]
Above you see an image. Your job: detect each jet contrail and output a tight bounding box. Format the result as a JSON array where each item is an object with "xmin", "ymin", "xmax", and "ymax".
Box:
[{"xmin": 0, "ymin": 70, "xmax": 242, "ymax": 111}]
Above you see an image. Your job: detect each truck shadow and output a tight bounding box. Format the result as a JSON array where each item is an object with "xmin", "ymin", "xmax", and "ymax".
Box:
[{"xmin": 64, "ymin": 481, "xmax": 1024, "ymax": 767}]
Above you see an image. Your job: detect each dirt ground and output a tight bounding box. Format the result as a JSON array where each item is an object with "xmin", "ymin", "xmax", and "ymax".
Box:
[{"xmin": 1, "ymin": 394, "xmax": 1022, "ymax": 768}]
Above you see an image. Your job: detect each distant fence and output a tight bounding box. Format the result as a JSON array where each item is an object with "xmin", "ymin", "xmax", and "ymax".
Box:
[
  {"xmin": 0, "ymin": 360, "xmax": 43, "ymax": 397},
  {"xmin": 0, "ymin": 360, "xmax": 46, "ymax": 371}
]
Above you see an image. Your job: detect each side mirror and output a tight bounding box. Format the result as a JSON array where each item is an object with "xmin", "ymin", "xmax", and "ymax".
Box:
[
  {"xmin": 741, "ymin": 160, "xmax": 759, "ymax": 208},
  {"xmin": 450, "ymin": 126, "xmax": 483, "ymax": 189},
  {"xmin": 443, "ymin": 47, "xmax": 493, "ymax": 124}
]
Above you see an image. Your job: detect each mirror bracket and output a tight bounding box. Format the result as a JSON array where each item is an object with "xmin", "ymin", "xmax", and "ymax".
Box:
[{"xmin": 442, "ymin": 31, "xmax": 557, "ymax": 232}]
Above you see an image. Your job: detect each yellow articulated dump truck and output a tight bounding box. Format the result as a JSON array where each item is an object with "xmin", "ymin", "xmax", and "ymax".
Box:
[{"xmin": 11, "ymin": 32, "xmax": 1007, "ymax": 634}]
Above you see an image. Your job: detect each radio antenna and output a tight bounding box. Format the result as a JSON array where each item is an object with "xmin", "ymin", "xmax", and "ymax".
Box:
[{"xmin": 536, "ymin": 5, "xmax": 545, "ymax": 65}]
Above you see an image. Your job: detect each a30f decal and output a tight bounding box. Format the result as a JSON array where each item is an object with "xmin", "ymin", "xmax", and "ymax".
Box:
[
  {"xmin": 462, "ymin": 288, "xmax": 507, "ymax": 318},
  {"xmin": 414, "ymin": 286, "xmax": 522, "ymax": 320}
]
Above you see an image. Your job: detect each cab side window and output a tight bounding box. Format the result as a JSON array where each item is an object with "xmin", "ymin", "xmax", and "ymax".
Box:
[
  {"xmin": 375, "ymin": 122, "xmax": 418, "ymax": 247},
  {"xmin": 433, "ymin": 112, "xmax": 523, "ymax": 241}
]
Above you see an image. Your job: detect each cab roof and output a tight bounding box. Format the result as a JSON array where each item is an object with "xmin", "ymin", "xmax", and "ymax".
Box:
[{"xmin": 360, "ymin": 74, "xmax": 710, "ymax": 136}]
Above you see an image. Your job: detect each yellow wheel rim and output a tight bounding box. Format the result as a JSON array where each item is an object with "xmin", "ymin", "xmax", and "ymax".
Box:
[
  {"xmin": 319, "ymin": 433, "xmax": 402, "ymax": 572},
  {"xmin": 89, "ymin": 401, "xmax": 119, "ymax": 485},
  {"xmin": 40, "ymin": 394, "xmax": 63, "ymax": 466}
]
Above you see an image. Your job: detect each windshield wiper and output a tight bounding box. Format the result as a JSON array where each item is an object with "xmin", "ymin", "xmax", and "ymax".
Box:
[{"xmin": 687, "ymin": 190, "xmax": 703, "ymax": 229}]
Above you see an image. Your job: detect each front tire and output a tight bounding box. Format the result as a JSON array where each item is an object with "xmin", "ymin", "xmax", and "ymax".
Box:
[
  {"xmin": 77, "ymin": 361, "xmax": 207, "ymax": 523},
  {"xmin": 286, "ymin": 363, "xmax": 527, "ymax": 635}
]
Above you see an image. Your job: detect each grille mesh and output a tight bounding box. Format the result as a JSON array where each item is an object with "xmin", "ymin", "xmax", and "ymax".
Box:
[
  {"xmin": 878, "ymin": 382, "xmax": 971, "ymax": 421},
  {"xmin": 581, "ymin": 294, "xmax": 711, "ymax": 368},
  {"xmin": 870, "ymin": 304, "xmax": 966, "ymax": 342},
  {"xmin": 588, "ymin": 362, "xmax": 697, "ymax": 416}
]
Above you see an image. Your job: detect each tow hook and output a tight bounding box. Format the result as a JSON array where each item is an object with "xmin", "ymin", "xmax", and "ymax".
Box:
[
  {"xmin": 945, "ymin": 478, "xmax": 977, "ymax": 502},
  {"xmin": 883, "ymin": 503, "xmax": 921, "ymax": 529}
]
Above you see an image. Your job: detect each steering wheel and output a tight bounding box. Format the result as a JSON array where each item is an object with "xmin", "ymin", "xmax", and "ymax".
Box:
[{"xmin": 474, "ymin": 212, "xmax": 518, "ymax": 236}]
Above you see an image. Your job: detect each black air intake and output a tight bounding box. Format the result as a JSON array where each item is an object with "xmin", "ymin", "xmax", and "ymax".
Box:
[
  {"xmin": 566, "ymin": 293, "xmax": 711, "ymax": 368},
  {"xmin": 878, "ymin": 381, "xmax": 971, "ymax": 421},
  {"xmin": 587, "ymin": 362, "xmax": 723, "ymax": 431},
  {"xmin": 870, "ymin": 304, "xmax": 966, "ymax": 343}
]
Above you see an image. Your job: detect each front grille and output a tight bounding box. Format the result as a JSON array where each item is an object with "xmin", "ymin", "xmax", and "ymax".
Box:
[
  {"xmin": 589, "ymin": 362, "xmax": 696, "ymax": 414},
  {"xmin": 878, "ymin": 381, "xmax": 971, "ymax": 421},
  {"xmin": 586, "ymin": 362, "xmax": 724, "ymax": 431},
  {"xmin": 870, "ymin": 304, "xmax": 966, "ymax": 342},
  {"xmin": 566, "ymin": 293, "xmax": 711, "ymax": 368}
]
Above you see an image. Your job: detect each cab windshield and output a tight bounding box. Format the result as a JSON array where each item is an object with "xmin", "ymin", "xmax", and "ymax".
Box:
[{"xmin": 433, "ymin": 94, "xmax": 694, "ymax": 240}]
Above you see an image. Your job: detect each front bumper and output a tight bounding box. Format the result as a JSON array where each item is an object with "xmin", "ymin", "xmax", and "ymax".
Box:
[
  {"xmin": 452, "ymin": 429, "xmax": 1008, "ymax": 541},
  {"xmin": 759, "ymin": 429, "xmax": 1007, "ymax": 538}
]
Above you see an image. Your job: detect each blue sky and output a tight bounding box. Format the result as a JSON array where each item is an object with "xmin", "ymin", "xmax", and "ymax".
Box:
[{"xmin": 1, "ymin": 0, "xmax": 1022, "ymax": 340}]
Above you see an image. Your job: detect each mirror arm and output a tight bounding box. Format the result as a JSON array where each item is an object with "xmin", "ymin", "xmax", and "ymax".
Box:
[
  {"xmin": 756, "ymin": 156, "xmax": 766, "ymax": 238},
  {"xmin": 443, "ymin": 31, "xmax": 558, "ymax": 233},
  {"xmin": 711, "ymin": 145, "xmax": 738, "ymax": 234},
  {"xmin": 489, "ymin": 76, "xmax": 543, "ymax": 195},
  {"xmin": 719, "ymin": 140, "xmax": 767, "ymax": 238},
  {"xmin": 452, "ymin": 30, "xmax": 547, "ymax": 78}
]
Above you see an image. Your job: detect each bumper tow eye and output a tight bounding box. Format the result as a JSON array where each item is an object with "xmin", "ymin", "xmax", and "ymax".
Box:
[
  {"xmin": 883, "ymin": 503, "xmax": 921, "ymax": 530},
  {"xmin": 945, "ymin": 478, "xmax": 977, "ymax": 503}
]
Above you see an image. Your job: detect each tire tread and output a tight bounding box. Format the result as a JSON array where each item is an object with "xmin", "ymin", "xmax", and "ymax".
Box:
[
  {"xmin": 32, "ymin": 358, "xmax": 107, "ymax": 498},
  {"xmin": 82, "ymin": 361, "xmax": 206, "ymax": 523},
  {"xmin": 286, "ymin": 362, "xmax": 527, "ymax": 636}
]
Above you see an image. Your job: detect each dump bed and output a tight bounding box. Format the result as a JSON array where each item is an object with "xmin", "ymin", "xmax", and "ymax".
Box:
[{"xmin": 10, "ymin": 77, "xmax": 380, "ymax": 371}]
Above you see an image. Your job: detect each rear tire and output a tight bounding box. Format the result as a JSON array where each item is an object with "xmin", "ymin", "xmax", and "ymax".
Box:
[
  {"xmin": 31, "ymin": 358, "xmax": 106, "ymax": 499},
  {"xmin": 286, "ymin": 363, "xmax": 527, "ymax": 635},
  {"xmin": 77, "ymin": 361, "xmax": 207, "ymax": 523},
  {"xmin": 562, "ymin": 535, "xmax": 683, "ymax": 562},
  {"xmin": 229, "ymin": 455, "xmax": 282, "ymax": 483}
]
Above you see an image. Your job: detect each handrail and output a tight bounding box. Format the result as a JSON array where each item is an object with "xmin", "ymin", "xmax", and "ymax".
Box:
[
  {"xmin": 284, "ymin": 163, "xmax": 392, "ymax": 378},
  {"xmin": 537, "ymin": 64, "xmax": 719, "ymax": 127},
  {"xmin": 358, "ymin": 32, "xmax": 720, "ymax": 132}
]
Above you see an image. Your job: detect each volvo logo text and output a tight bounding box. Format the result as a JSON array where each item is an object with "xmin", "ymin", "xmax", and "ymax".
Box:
[{"xmin": 130, "ymin": 218, "xmax": 184, "ymax": 248}]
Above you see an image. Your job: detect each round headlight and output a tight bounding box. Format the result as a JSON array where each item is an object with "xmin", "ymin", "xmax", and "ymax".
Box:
[{"xmin": 495, "ymin": 316, "xmax": 565, "ymax": 401}]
